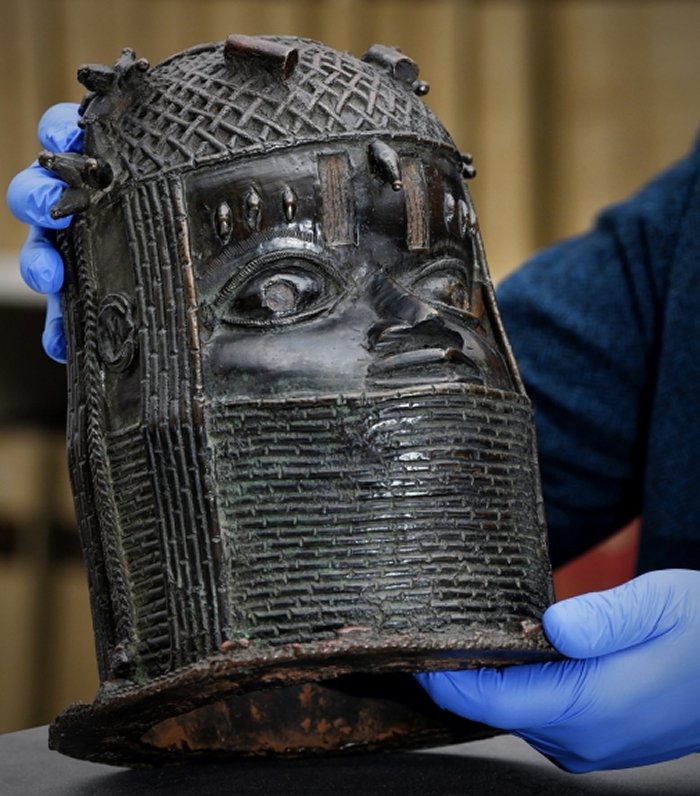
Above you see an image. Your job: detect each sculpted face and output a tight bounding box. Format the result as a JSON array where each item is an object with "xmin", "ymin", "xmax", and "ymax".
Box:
[
  {"xmin": 186, "ymin": 143, "xmax": 515, "ymax": 399},
  {"xmin": 178, "ymin": 141, "xmax": 533, "ymax": 655}
]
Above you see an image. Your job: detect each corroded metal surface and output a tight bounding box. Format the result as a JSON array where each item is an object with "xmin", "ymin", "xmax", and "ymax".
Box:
[{"xmin": 44, "ymin": 34, "xmax": 557, "ymax": 765}]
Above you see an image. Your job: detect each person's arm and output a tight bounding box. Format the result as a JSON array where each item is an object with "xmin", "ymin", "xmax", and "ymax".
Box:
[{"xmin": 497, "ymin": 148, "xmax": 698, "ymax": 566}]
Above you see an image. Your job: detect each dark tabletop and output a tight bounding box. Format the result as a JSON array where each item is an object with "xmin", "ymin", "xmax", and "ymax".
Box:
[{"xmin": 1, "ymin": 726, "xmax": 699, "ymax": 795}]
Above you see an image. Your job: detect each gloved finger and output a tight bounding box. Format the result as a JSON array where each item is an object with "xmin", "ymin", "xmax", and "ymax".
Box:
[
  {"xmin": 6, "ymin": 163, "xmax": 72, "ymax": 229},
  {"xmin": 543, "ymin": 569, "xmax": 690, "ymax": 659},
  {"xmin": 38, "ymin": 102, "xmax": 84, "ymax": 153},
  {"xmin": 19, "ymin": 226, "xmax": 65, "ymax": 293},
  {"xmin": 416, "ymin": 659, "xmax": 589, "ymax": 729},
  {"xmin": 42, "ymin": 292, "xmax": 67, "ymax": 363}
]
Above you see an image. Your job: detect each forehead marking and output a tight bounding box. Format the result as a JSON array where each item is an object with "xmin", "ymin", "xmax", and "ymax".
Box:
[
  {"xmin": 318, "ymin": 153, "xmax": 356, "ymax": 246},
  {"xmin": 283, "ymin": 185, "xmax": 297, "ymax": 222},
  {"xmin": 215, "ymin": 200, "xmax": 233, "ymax": 244},
  {"xmin": 244, "ymin": 186, "xmax": 262, "ymax": 231},
  {"xmin": 401, "ymin": 158, "xmax": 429, "ymax": 251}
]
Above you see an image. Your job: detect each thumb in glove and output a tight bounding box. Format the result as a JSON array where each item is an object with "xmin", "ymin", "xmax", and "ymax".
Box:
[{"xmin": 417, "ymin": 569, "xmax": 700, "ymax": 772}]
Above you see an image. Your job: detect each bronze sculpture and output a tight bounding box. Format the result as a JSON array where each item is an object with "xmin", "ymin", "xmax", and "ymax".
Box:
[{"xmin": 41, "ymin": 34, "xmax": 557, "ymax": 765}]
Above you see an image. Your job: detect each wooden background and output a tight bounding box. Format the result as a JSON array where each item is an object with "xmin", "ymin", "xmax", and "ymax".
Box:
[{"xmin": 0, "ymin": 0, "xmax": 699, "ymax": 733}]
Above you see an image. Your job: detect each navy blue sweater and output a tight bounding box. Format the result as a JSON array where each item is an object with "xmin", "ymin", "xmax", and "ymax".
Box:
[{"xmin": 497, "ymin": 137, "xmax": 700, "ymax": 573}]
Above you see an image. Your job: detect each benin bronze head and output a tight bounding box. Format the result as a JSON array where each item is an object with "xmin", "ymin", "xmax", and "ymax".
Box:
[{"xmin": 44, "ymin": 35, "xmax": 556, "ymax": 765}]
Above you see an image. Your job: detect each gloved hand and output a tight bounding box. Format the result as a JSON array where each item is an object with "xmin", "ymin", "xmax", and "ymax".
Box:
[
  {"xmin": 417, "ymin": 569, "xmax": 700, "ymax": 772},
  {"xmin": 6, "ymin": 102, "xmax": 83, "ymax": 363}
]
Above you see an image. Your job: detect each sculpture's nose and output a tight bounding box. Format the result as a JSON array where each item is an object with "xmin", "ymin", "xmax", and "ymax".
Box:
[
  {"xmin": 365, "ymin": 274, "xmax": 484, "ymax": 388},
  {"xmin": 368, "ymin": 271, "xmax": 440, "ymax": 330}
]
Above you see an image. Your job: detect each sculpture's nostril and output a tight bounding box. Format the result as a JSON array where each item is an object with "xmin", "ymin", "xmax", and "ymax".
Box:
[
  {"xmin": 367, "ymin": 317, "xmax": 465, "ymax": 353},
  {"xmin": 369, "ymin": 346, "xmax": 478, "ymax": 373}
]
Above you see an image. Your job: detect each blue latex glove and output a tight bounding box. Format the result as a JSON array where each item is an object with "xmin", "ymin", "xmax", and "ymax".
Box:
[
  {"xmin": 417, "ymin": 569, "xmax": 700, "ymax": 772},
  {"xmin": 6, "ymin": 102, "xmax": 83, "ymax": 363}
]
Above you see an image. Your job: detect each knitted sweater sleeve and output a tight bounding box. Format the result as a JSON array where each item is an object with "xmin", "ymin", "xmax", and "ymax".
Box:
[{"xmin": 496, "ymin": 143, "xmax": 700, "ymax": 567}]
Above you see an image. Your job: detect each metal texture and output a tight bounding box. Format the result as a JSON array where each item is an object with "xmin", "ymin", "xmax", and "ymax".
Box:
[{"xmin": 44, "ymin": 35, "xmax": 558, "ymax": 766}]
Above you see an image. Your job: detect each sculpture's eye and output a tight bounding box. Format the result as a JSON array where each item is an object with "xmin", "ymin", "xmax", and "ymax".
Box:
[
  {"xmin": 411, "ymin": 259, "xmax": 471, "ymax": 313},
  {"xmin": 215, "ymin": 255, "xmax": 344, "ymax": 326}
]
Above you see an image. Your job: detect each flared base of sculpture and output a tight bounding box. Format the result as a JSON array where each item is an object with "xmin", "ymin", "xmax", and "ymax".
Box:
[{"xmin": 49, "ymin": 627, "xmax": 557, "ymax": 766}]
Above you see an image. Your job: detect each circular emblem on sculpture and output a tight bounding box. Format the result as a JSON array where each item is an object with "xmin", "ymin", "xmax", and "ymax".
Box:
[{"xmin": 97, "ymin": 293, "xmax": 136, "ymax": 371}]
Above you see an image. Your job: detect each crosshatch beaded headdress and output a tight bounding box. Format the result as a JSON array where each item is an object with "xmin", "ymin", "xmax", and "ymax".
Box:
[{"xmin": 41, "ymin": 34, "xmax": 557, "ymax": 765}]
